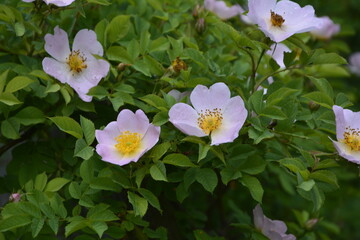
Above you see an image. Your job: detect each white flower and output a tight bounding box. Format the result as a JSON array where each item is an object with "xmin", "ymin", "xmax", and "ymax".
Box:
[
  {"xmin": 311, "ymin": 16, "xmax": 340, "ymax": 40},
  {"xmin": 348, "ymin": 52, "xmax": 360, "ymax": 76},
  {"xmin": 267, "ymin": 43, "xmax": 291, "ymax": 68},
  {"xmin": 42, "ymin": 26, "xmax": 109, "ymax": 102},
  {"xmin": 169, "ymin": 82, "xmax": 247, "ymax": 146},
  {"xmin": 22, "ymin": 0, "xmax": 75, "ymax": 7},
  {"xmin": 247, "ymin": 0, "xmax": 321, "ymax": 42},
  {"xmin": 332, "ymin": 105, "xmax": 360, "ymax": 164},
  {"xmin": 204, "ymin": 0, "xmax": 242, "ymax": 19},
  {"xmin": 95, "ymin": 109, "xmax": 160, "ymax": 166}
]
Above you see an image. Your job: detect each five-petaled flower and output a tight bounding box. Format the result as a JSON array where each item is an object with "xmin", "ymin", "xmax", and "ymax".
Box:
[
  {"xmin": 22, "ymin": 0, "xmax": 75, "ymax": 7},
  {"xmin": 253, "ymin": 204, "xmax": 296, "ymax": 240},
  {"xmin": 169, "ymin": 82, "xmax": 247, "ymax": 146},
  {"xmin": 311, "ymin": 16, "xmax": 340, "ymax": 40},
  {"xmin": 42, "ymin": 26, "xmax": 109, "ymax": 102},
  {"xmin": 204, "ymin": 0, "xmax": 242, "ymax": 20},
  {"xmin": 247, "ymin": 0, "xmax": 321, "ymax": 43},
  {"xmin": 332, "ymin": 105, "xmax": 360, "ymax": 164},
  {"xmin": 95, "ymin": 109, "xmax": 160, "ymax": 166}
]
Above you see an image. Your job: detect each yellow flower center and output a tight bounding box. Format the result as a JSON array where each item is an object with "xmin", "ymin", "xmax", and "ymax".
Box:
[
  {"xmin": 343, "ymin": 127, "xmax": 360, "ymax": 151},
  {"xmin": 114, "ymin": 131, "xmax": 142, "ymax": 154},
  {"xmin": 270, "ymin": 11, "xmax": 285, "ymax": 27},
  {"xmin": 66, "ymin": 50, "xmax": 87, "ymax": 74},
  {"xmin": 197, "ymin": 108, "xmax": 223, "ymax": 135}
]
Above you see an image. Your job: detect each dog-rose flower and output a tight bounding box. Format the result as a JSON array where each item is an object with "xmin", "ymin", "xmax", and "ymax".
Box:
[
  {"xmin": 332, "ymin": 105, "xmax": 360, "ymax": 164},
  {"xmin": 22, "ymin": 0, "xmax": 75, "ymax": 7},
  {"xmin": 169, "ymin": 82, "xmax": 247, "ymax": 146},
  {"xmin": 267, "ymin": 43, "xmax": 291, "ymax": 68},
  {"xmin": 253, "ymin": 204, "xmax": 296, "ymax": 240},
  {"xmin": 247, "ymin": 0, "xmax": 321, "ymax": 42},
  {"xmin": 348, "ymin": 52, "xmax": 360, "ymax": 76},
  {"xmin": 311, "ymin": 16, "xmax": 340, "ymax": 40},
  {"xmin": 95, "ymin": 109, "xmax": 160, "ymax": 166},
  {"xmin": 204, "ymin": 0, "xmax": 242, "ymax": 20},
  {"xmin": 42, "ymin": 26, "xmax": 109, "ymax": 102}
]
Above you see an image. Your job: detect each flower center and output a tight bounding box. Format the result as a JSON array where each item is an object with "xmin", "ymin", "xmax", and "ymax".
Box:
[
  {"xmin": 343, "ymin": 127, "xmax": 360, "ymax": 151},
  {"xmin": 197, "ymin": 108, "xmax": 223, "ymax": 135},
  {"xmin": 115, "ymin": 131, "xmax": 142, "ymax": 154},
  {"xmin": 270, "ymin": 11, "xmax": 285, "ymax": 27},
  {"xmin": 66, "ymin": 50, "xmax": 87, "ymax": 74}
]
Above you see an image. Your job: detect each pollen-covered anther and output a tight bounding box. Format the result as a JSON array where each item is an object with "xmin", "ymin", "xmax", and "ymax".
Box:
[
  {"xmin": 270, "ymin": 11, "xmax": 285, "ymax": 27},
  {"xmin": 343, "ymin": 127, "xmax": 360, "ymax": 151},
  {"xmin": 66, "ymin": 50, "xmax": 87, "ymax": 74},
  {"xmin": 197, "ymin": 108, "xmax": 223, "ymax": 135},
  {"xmin": 115, "ymin": 131, "xmax": 142, "ymax": 154}
]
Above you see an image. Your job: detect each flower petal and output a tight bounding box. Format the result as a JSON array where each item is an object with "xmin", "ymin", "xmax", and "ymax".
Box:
[
  {"xmin": 73, "ymin": 29, "xmax": 104, "ymax": 56},
  {"xmin": 267, "ymin": 43, "xmax": 291, "ymax": 68},
  {"xmin": 96, "ymin": 144, "xmax": 136, "ymax": 166},
  {"xmin": 42, "ymin": 57, "xmax": 72, "ymax": 84},
  {"xmin": 332, "ymin": 140, "xmax": 360, "ymax": 165},
  {"xmin": 210, "ymin": 96, "xmax": 247, "ymax": 145},
  {"xmin": 248, "ymin": 0, "xmax": 276, "ymax": 24},
  {"xmin": 141, "ymin": 124, "xmax": 161, "ymax": 151},
  {"xmin": 190, "ymin": 82, "xmax": 231, "ymax": 112},
  {"xmin": 253, "ymin": 204, "xmax": 265, "ymax": 230},
  {"xmin": 169, "ymin": 103, "xmax": 206, "ymax": 137},
  {"xmin": 44, "ymin": 26, "xmax": 70, "ymax": 61},
  {"xmin": 116, "ymin": 109, "xmax": 150, "ymax": 135},
  {"xmin": 95, "ymin": 121, "xmax": 119, "ymax": 146}
]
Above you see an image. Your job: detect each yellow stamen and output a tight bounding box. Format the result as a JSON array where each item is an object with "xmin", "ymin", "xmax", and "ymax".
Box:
[
  {"xmin": 115, "ymin": 131, "xmax": 142, "ymax": 154},
  {"xmin": 270, "ymin": 11, "xmax": 285, "ymax": 27},
  {"xmin": 66, "ymin": 50, "xmax": 87, "ymax": 74},
  {"xmin": 343, "ymin": 127, "xmax": 360, "ymax": 151},
  {"xmin": 197, "ymin": 108, "xmax": 223, "ymax": 135}
]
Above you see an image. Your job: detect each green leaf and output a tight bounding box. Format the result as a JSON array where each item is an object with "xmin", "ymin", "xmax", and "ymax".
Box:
[
  {"xmin": 90, "ymin": 177, "xmax": 121, "ymax": 192},
  {"xmin": 31, "ymin": 217, "xmax": 45, "ymax": 238},
  {"xmin": 65, "ymin": 216, "xmax": 88, "ymax": 237},
  {"xmin": 68, "ymin": 182, "xmax": 82, "ymax": 199},
  {"xmin": 0, "ymin": 216, "xmax": 32, "ymax": 232},
  {"xmin": 307, "ymin": 76, "xmax": 334, "ymax": 99},
  {"xmin": 248, "ymin": 128, "xmax": 274, "ymax": 144},
  {"xmin": 298, "ymin": 179, "xmax": 315, "ymax": 191},
  {"xmin": 50, "ymin": 116, "xmax": 83, "ymax": 139},
  {"xmin": 88, "ymin": 221, "xmax": 108, "ymax": 238},
  {"xmin": 0, "ymin": 70, "xmax": 9, "ymax": 93},
  {"xmin": 80, "ymin": 116, "xmax": 95, "ymax": 145},
  {"xmin": 106, "ymin": 46, "xmax": 134, "ymax": 64},
  {"xmin": 34, "ymin": 172, "xmax": 48, "ymax": 191},
  {"xmin": 74, "ymin": 139, "xmax": 94, "ymax": 160},
  {"xmin": 302, "ymin": 91, "xmax": 334, "ymax": 109},
  {"xmin": 138, "ymin": 188, "xmax": 162, "ymax": 212},
  {"xmin": 0, "ymin": 92, "xmax": 22, "ymax": 105},
  {"xmin": 220, "ymin": 168, "xmax": 242, "ymax": 185},
  {"xmin": 45, "ymin": 178, "xmax": 70, "ymax": 192},
  {"xmin": 139, "ymin": 94, "xmax": 167, "ymax": 110},
  {"xmin": 128, "ymin": 192, "xmax": 148, "ymax": 217},
  {"xmin": 152, "ymin": 111, "xmax": 169, "ymax": 126},
  {"xmin": 149, "ymin": 142, "xmax": 171, "ymax": 161},
  {"xmin": 280, "ymin": 158, "xmax": 309, "ymax": 179},
  {"xmin": 80, "ymin": 159, "xmax": 94, "ymax": 183},
  {"xmin": 309, "ymin": 51, "xmax": 347, "ymax": 65},
  {"xmin": 14, "ymin": 22, "xmax": 25, "ymax": 37},
  {"xmin": 266, "ymin": 87, "xmax": 298, "ymax": 106},
  {"xmin": 196, "ymin": 168, "xmax": 218, "ymax": 193},
  {"xmin": 310, "ymin": 170, "xmax": 339, "ymax": 187},
  {"xmin": 163, "ymin": 153, "xmax": 196, "ymax": 167},
  {"xmin": 260, "ymin": 106, "xmax": 287, "ymax": 120},
  {"xmin": 106, "ymin": 15, "xmax": 131, "ymax": 44},
  {"xmin": 5, "ymin": 76, "xmax": 34, "ymax": 93},
  {"xmin": 150, "ymin": 162, "xmax": 168, "ymax": 182},
  {"xmin": 15, "ymin": 106, "xmax": 45, "ymax": 126},
  {"xmin": 87, "ymin": 0, "xmax": 111, "ymax": 5},
  {"xmin": 249, "ymin": 90, "xmax": 264, "ymax": 114},
  {"xmin": 1, "ymin": 118, "xmax": 20, "ymax": 139},
  {"xmin": 241, "ymin": 175, "xmax": 263, "ymax": 203}
]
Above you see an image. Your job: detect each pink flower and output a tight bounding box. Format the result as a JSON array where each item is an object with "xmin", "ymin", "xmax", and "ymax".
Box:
[
  {"xmin": 95, "ymin": 109, "xmax": 160, "ymax": 166},
  {"xmin": 332, "ymin": 105, "xmax": 360, "ymax": 164},
  {"xmin": 253, "ymin": 204, "xmax": 296, "ymax": 240},
  {"xmin": 169, "ymin": 82, "xmax": 247, "ymax": 146},
  {"xmin": 348, "ymin": 52, "xmax": 360, "ymax": 76},
  {"xmin": 168, "ymin": 89, "xmax": 190, "ymax": 102},
  {"xmin": 204, "ymin": 0, "xmax": 242, "ymax": 19},
  {"xmin": 22, "ymin": 0, "xmax": 75, "ymax": 7},
  {"xmin": 267, "ymin": 43, "xmax": 291, "ymax": 68},
  {"xmin": 247, "ymin": 0, "xmax": 321, "ymax": 42},
  {"xmin": 311, "ymin": 16, "xmax": 340, "ymax": 40},
  {"xmin": 42, "ymin": 26, "xmax": 109, "ymax": 102},
  {"xmin": 9, "ymin": 193, "xmax": 21, "ymax": 203}
]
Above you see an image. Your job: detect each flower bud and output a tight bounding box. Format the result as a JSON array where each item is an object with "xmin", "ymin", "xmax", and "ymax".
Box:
[
  {"xmin": 9, "ymin": 193, "xmax": 21, "ymax": 203},
  {"xmin": 117, "ymin": 63, "xmax": 131, "ymax": 71},
  {"xmin": 308, "ymin": 101, "xmax": 320, "ymax": 112},
  {"xmin": 171, "ymin": 57, "xmax": 188, "ymax": 73},
  {"xmin": 195, "ymin": 18, "xmax": 206, "ymax": 34},
  {"xmin": 305, "ymin": 218, "xmax": 318, "ymax": 229}
]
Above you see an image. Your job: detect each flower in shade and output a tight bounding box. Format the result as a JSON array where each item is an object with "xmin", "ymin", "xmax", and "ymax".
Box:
[
  {"xmin": 311, "ymin": 16, "xmax": 340, "ymax": 40},
  {"xmin": 204, "ymin": 0, "xmax": 242, "ymax": 20},
  {"xmin": 332, "ymin": 105, "xmax": 360, "ymax": 164},
  {"xmin": 247, "ymin": 0, "xmax": 321, "ymax": 42},
  {"xmin": 267, "ymin": 43, "xmax": 291, "ymax": 68},
  {"xmin": 169, "ymin": 82, "xmax": 247, "ymax": 146},
  {"xmin": 168, "ymin": 89, "xmax": 190, "ymax": 102},
  {"xmin": 348, "ymin": 52, "xmax": 360, "ymax": 76},
  {"xmin": 253, "ymin": 204, "xmax": 296, "ymax": 240},
  {"xmin": 22, "ymin": 0, "xmax": 75, "ymax": 7},
  {"xmin": 95, "ymin": 109, "xmax": 160, "ymax": 166},
  {"xmin": 42, "ymin": 26, "xmax": 109, "ymax": 102},
  {"xmin": 9, "ymin": 193, "xmax": 21, "ymax": 203}
]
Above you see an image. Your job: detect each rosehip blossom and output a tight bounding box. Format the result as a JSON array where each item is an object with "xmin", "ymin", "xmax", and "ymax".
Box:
[
  {"xmin": 247, "ymin": 0, "xmax": 321, "ymax": 43},
  {"xmin": 253, "ymin": 204, "xmax": 296, "ymax": 240},
  {"xmin": 95, "ymin": 109, "xmax": 160, "ymax": 166},
  {"xmin": 9, "ymin": 193, "xmax": 21, "ymax": 203},
  {"xmin": 42, "ymin": 26, "xmax": 109, "ymax": 102},
  {"xmin": 332, "ymin": 105, "xmax": 360, "ymax": 164},
  {"xmin": 348, "ymin": 52, "xmax": 360, "ymax": 76},
  {"xmin": 204, "ymin": 0, "xmax": 242, "ymax": 20},
  {"xmin": 311, "ymin": 16, "xmax": 340, "ymax": 40},
  {"xmin": 22, "ymin": 0, "xmax": 75, "ymax": 7},
  {"xmin": 267, "ymin": 43, "xmax": 291, "ymax": 68},
  {"xmin": 169, "ymin": 82, "xmax": 247, "ymax": 146}
]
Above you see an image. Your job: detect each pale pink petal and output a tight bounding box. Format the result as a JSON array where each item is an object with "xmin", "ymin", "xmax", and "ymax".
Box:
[
  {"xmin": 332, "ymin": 140, "xmax": 360, "ymax": 165},
  {"xmin": 210, "ymin": 96, "xmax": 247, "ymax": 145},
  {"xmin": 283, "ymin": 234, "xmax": 296, "ymax": 240},
  {"xmin": 141, "ymin": 125, "xmax": 161, "ymax": 151},
  {"xmin": 96, "ymin": 144, "xmax": 135, "ymax": 166},
  {"xmin": 168, "ymin": 89, "xmax": 190, "ymax": 102},
  {"xmin": 311, "ymin": 16, "xmax": 340, "ymax": 40},
  {"xmin": 116, "ymin": 109, "xmax": 150, "ymax": 135},
  {"xmin": 190, "ymin": 82, "xmax": 230, "ymax": 112},
  {"xmin": 44, "ymin": 26, "xmax": 70, "ymax": 61},
  {"xmin": 22, "ymin": 0, "xmax": 35, "ymax": 2},
  {"xmin": 42, "ymin": 57, "xmax": 72, "ymax": 84},
  {"xmin": 248, "ymin": 0, "xmax": 276, "ymax": 24},
  {"xmin": 253, "ymin": 204, "xmax": 265, "ymax": 230},
  {"xmin": 95, "ymin": 122, "xmax": 119, "ymax": 146},
  {"xmin": 207, "ymin": 0, "xmax": 242, "ymax": 19},
  {"xmin": 73, "ymin": 29, "xmax": 104, "ymax": 56},
  {"xmin": 169, "ymin": 103, "xmax": 206, "ymax": 137},
  {"xmin": 267, "ymin": 43, "xmax": 291, "ymax": 68},
  {"xmin": 349, "ymin": 53, "xmax": 360, "ymax": 76},
  {"xmin": 43, "ymin": 0, "xmax": 75, "ymax": 7},
  {"xmin": 333, "ymin": 105, "xmax": 346, "ymax": 140}
]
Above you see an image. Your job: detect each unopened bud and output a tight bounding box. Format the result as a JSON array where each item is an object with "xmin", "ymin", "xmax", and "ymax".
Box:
[
  {"xmin": 117, "ymin": 63, "xmax": 131, "ymax": 71},
  {"xmin": 305, "ymin": 218, "xmax": 318, "ymax": 229},
  {"xmin": 171, "ymin": 57, "xmax": 188, "ymax": 73},
  {"xmin": 9, "ymin": 193, "xmax": 21, "ymax": 203},
  {"xmin": 195, "ymin": 18, "xmax": 206, "ymax": 34},
  {"xmin": 308, "ymin": 101, "xmax": 320, "ymax": 112}
]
